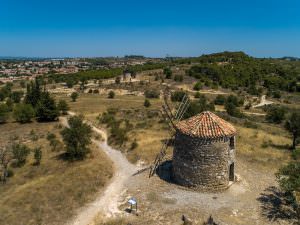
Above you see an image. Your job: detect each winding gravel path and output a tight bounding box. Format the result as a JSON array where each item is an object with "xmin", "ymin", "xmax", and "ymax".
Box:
[{"xmin": 61, "ymin": 113, "xmax": 139, "ymax": 225}]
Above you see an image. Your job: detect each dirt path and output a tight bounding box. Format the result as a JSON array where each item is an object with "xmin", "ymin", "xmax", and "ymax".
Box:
[
  {"xmin": 253, "ymin": 95, "xmax": 274, "ymax": 108},
  {"xmin": 61, "ymin": 113, "xmax": 139, "ymax": 225}
]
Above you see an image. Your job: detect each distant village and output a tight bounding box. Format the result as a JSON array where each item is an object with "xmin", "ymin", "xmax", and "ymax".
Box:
[{"xmin": 0, "ymin": 57, "xmax": 149, "ymax": 83}]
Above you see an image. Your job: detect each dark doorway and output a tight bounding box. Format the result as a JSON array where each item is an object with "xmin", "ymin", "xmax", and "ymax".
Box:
[{"xmin": 229, "ymin": 163, "xmax": 235, "ymax": 181}]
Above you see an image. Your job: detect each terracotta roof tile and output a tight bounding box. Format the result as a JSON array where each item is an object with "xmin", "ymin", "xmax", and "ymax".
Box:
[{"xmin": 176, "ymin": 111, "xmax": 236, "ymax": 138}]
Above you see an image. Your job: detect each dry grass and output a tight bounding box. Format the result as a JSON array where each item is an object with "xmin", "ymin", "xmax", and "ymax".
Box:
[
  {"xmin": 55, "ymin": 93, "xmax": 294, "ymax": 170},
  {"xmin": 0, "ymin": 121, "xmax": 113, "ymax": 225},
  {"xmin": 235, "ymin": 123, "xmax": 291, "ymax": 170}
]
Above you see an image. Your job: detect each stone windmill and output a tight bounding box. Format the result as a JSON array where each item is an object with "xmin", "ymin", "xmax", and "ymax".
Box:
[{"xmin": 149, "ymin": 90, "xmax": 237, "ymax": 191}]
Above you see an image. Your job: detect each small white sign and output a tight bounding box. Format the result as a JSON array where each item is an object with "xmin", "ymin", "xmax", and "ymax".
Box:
[{"xmin": 128, "ymin": 198, "xmax": 137, "ymax": 205}]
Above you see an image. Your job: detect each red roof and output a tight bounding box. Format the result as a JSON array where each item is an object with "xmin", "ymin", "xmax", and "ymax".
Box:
[{"xmin": 176, "ymin": 111, "xmax": 236, "ymax": 138}]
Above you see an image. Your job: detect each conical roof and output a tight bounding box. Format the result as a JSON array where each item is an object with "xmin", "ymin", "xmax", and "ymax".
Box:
[{"xmin": 176, "ymin": 111, "xmax": 236, "ymax": 139}]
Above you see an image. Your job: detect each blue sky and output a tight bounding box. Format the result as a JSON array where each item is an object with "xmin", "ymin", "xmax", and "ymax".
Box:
[{"xmin": 0, "ymin": 0, "xmax": 300, "ymax": 57}]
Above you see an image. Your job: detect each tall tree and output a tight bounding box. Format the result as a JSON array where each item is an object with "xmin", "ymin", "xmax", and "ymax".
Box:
[
  {"xmin": 35, "ymin": 92, "xmax": 59, "ymax": 122},
  {"xmin": 24, "ymin": 79, "xmax": 42, "ymax": 107},
  {"xmin": 61, "ymin": 115, "xmax": 92, "ymax": 160},
  {"xmin": 285, "ymin": 112, "xmax": 300, "ymax": 150}
]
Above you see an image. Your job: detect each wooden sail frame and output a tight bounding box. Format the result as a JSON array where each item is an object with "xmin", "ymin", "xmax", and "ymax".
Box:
[{"xmin": 149, "ymin": 90, "xmax": 190, "ymax": 177}]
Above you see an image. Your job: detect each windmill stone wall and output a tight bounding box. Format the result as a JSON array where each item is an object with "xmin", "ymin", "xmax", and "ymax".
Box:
[{"xmin": 172, "ymin": 111, "xmax": 236, "ymax": 191}]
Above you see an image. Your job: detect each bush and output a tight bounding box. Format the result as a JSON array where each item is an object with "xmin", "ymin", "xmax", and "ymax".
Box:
[
  {"xmin": 226, "ymin": 95, "xmax": 240, "ymax": 106},
  {"xmin": 71, "ymin": 92, "xmax": 79, "ymax": 102},
  {"xmin": 144, "ymin": 99, "xmax": 151, "ymax": 108},
  {"xmin": 273, "ymin": 90, "xmax": 281, "ymax": 98},
  {"xmin": 0, "ymin": 103, "xmax": 9, "ymax": 123},
  {"xmin": 171, "ymin": 91, "xmax": 186, "ymax": 102},
  {"xmin": 225, "ymin": 102, "xmax": 244, "ymax": 118},
  {"xmin": 108, "ymin": 90, "xmax": 115, "ymax": 99},
  {"xmin": 13, "ymin": 104, "xmax": 35, "ymax": 123},
  {"xmin": 33, "ymin": 147, "xmax": 42, "ymax": 165},
  {"xmin": 214, "ymin": 95, "xmax": 226, "ymax": 105},
  {"xmin": 57, "ymin": 99, "xmax": 69, "ymax": 115},
  {"xmin": 194, "ymin": 92, "xmax": 201, "ymax": 98},
  {"xmin": 265, "ymin": 105, "xmax": 286, "ymax": 124},
  {"xmin": 193, "ymin": 81, "xmax": 202, "ymax": 91},
  {"xmin": 12, "ymin": 143, "xmax": 30, "ymax": 167},
  {"xmin": 144, "ymin": 89, "xmax": 160, "ymax": 98},
  {"xmin": 291, "ymin": 148, "xmax": 300, "ymax": 160},
  {"xmin": 163, "ymin": 68, "xmax": 172, "ymax": 79},
  {"xmin": 47, "ymin": 132, "xmax": 56, "ymax": 141}
]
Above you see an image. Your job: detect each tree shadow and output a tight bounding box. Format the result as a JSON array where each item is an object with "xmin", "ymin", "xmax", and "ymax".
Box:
[
  {"xmin": 269, "ymin": 143, "xmax": 291, "ymax": 151},
  {"xmin": 257, "ymin": 186, "xmax": 297, "ymax": 223}
]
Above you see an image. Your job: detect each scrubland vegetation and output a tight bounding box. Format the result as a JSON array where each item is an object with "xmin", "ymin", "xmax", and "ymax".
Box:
[{"xmin": 0, "ymin": 51, "xmax": 300, "ymax": 225}]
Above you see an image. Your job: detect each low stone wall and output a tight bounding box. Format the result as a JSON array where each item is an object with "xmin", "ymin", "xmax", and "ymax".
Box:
[{"xmin": 172, "ymin": 131, "xmax": 235, "ymax": 190}]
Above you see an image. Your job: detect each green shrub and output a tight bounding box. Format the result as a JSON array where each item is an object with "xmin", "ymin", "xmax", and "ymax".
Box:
[
  {"xmin": 144, "ymin": 89, "xmax": 160, "ymax": 98},
  {"xmin": 144, "ymin": 99, "xmax": 151, "ymax": 108},
  {"xmin": 57, "ymin": 99, "xmax": 70, "ymax": 115},
  {"xmin": 194, "ymin": 92, "xmax": 201, "ymax": 98},
  {"xmin": 193, "ymin": 81, "xmax": 202, "ymax": 91},
  {"xmin": 108, "ymin": 91, "xmax": 115, "ymax": 99},
  {"xmin": 12, "ymin": 143, "xmax": 30, "ymax": 167},
  {"xmin": 163, "ymin": 67, "xmax": 172, "ymax": 79},
  {"xmin": 225, "ymin": 102, "xmax": 244, "ymax": 118},
  {"xmin": 33, "ymin": 147, "xmax": 42, "ymax": 165},
  {"xmin": 0, "ymin": 103, "xmax": 10, "ymax": 123},
  {"xmin": 265, "ymin": 105, "xmax": 286, "ymax": 124},
  {"xmin": 71, "ymin": 92, "xmax": 79, "ymax": 102},
  {"xmin": 13, "ymin": 103, "xmax": 35, "ymax": 123},
  {"xmin": 291, "ymin": 148, "xmax": 300, "ymax": 160}
]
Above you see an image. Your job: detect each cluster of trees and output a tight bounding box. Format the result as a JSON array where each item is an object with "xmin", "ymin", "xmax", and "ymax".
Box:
[
  {"xmin": 0, "ymin": 79, "xmax": 70, "ymax": 124},
  {"xmin": 186, "ymin": 52, "xmax": 300, "ymax": 94},
  {"xmin": 46, "ymin": 62, "xmax": 166, "ymax": 86},
  {"xmin": 170, "ymin": 91, "xmax": 215, "ymax": 119}
]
